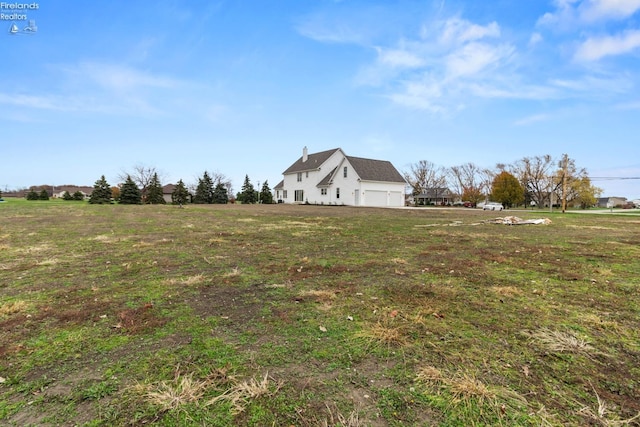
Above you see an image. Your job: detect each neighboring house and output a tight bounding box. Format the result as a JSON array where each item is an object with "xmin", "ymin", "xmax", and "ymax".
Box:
[
  {"xmin": 52, "ymin": 186, "xmax": 93, "ymax": 199},
  {"xmin": 162, "ymin": 184, "xmax": 176, "ymax": 203},
  {"xmin": 414, "ymin": 188, "xmax": 455, "ymax": 206},
  {"xmin": 597, "ymin": 197, "xmax": 627, "ymax": 208},
  {"xmin": 275, "ymin": 147, "xmax": 406, "ymax": 207}
]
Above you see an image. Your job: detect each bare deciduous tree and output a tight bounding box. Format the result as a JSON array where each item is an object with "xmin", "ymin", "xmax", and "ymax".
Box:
[
  {"xmin": 119, "ymin": 164, "xmax": 165, "ymax": 204},
  {"xmin": 448, "ymin": 163, "xmax": 491, "ymax": 205},
  {"xmin": 403, "ymin": 160, "xmax": 448, "ymax": 196}
]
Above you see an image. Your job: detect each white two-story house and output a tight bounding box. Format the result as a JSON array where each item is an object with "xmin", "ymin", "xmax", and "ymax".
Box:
[{"xmin": 274, "ymin": 147, "xmax": 406, "ymax": 207}]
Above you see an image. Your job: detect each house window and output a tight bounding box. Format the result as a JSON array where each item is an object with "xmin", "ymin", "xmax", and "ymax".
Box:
[
  {"xmin": 283, "ymin": 190, "xmax": 287, "ymax": 199},
  {"xmin": 297, "ymin": 173, "xmax": 302, "ymax": 182},
  {"xmin": 306, "ymin": 171, "xmax": 309, "ymax": 178},
  {"xmin": 321, "ymin": 188, "xmax": 327, "ymax": 195},
  {"xmin": 294, "ymin": 190, "xmax": 304, "ymax": 202},
  {"xmin": 336, "ymin": 188, "xmax": 340, "ymax": 199},
  {"xmin": 343, "ymin": 166, "xmax": 347, "ymax": 178}
]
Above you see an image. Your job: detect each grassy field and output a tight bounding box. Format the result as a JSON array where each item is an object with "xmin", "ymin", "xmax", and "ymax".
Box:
[{"xmin": 1, "ymin": 199, "xmax": 639, "ymax": 426}]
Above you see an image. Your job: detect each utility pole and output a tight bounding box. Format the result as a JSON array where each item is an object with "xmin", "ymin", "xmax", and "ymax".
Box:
[{"xmin": 561, "ymin": 154, "xmax": 568, "ymax": 213}]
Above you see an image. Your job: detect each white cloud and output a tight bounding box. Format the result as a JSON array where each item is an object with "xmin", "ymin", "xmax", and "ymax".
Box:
[
  {"xmin": 376, "ymin": 47, "xmax": 425, "ymax": 68},
  {"xmin": 579, "ymin": 0, "xmax": 640, "ymax": 22},
  {"xmin": 438, "ymin": 17, "xmax": 500, "ymax": 45},
  {"xmin": 574, "ymin": 30, "xmax": 640, "ymax": 61},
  {"xmin": 529, "ymin": 32, "xmax": 543, "ymax": 46},
  {"xmin": 72, "ymin": 62, "xmax": 182, "ymax": 92},
  {"xmin": 445, "ymin": 42, "xmax": 512, "ymax": 77},
  {"xmin": 538, "ymin": 0, "xmax": 640, "ymax": 27},
  {"xmin": 513, "ymin": 113, "xmax": 551, "ymax": 126}
]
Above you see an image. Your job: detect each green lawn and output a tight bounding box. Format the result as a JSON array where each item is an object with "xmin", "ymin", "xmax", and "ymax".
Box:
[{"xmin": 1, "ymin": 201, "xmax": 639, "ymax": 426}]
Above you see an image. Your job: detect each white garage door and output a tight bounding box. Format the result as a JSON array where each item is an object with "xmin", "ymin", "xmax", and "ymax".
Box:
[
  {"xmin": 389, "ymin": 191, "xmax": 403, "ymax": 207},
  {"xmin": 364, "ymin": 190, "xmax": 387, "ymax": 207}
]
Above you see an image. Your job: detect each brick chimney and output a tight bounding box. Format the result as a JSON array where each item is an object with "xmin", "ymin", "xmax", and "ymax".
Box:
[{"xmin": 302, "ymin": 146, "xmax": 308, "ymax": 162}]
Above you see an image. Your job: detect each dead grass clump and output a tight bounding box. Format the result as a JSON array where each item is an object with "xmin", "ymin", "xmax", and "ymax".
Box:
[
  {"xmin": 298, "ymin": 290, "xmax": 337, "ymax": 303},
  {"xmin": 36, "ymin": 258, "xmax": 59, "ymax": 266},
  {"xmin": 321, "ymin": 402, "xmax": 362, "ymax": 427},
  {"xmin": 523, "ymin": 328, "xmax": 596, "ymax": 356},
  {"xmin": 416, "ymin": 366, "xmax": 444, "ymax": 383},
  {"xmin": 579, "ymin": 313, "xmax": 623, "ymax": 333},
  {"xmin": 356, "ymin": 322, "xmax": 407, "ymax": 347},
  {"xmin": 207, "ymin": 372, "xmax": 281, "ymax": 414},
  {"xmin": 134, "ymin": 373, "xmax": 212, "ymax": 412},
  {"xmin": 0, "ymin": 300, "xmax": 28, "ymax": 317},
  {"xmin": 578, "ymin": 384, "xmax": 640, "ymax": 426},
  {"xmin": 490, "ymin": 286, "xmax": 523, "ymax": 297},
  {"xmin": 167, "ymin": 274, "xmax": 206, "ymax": 286},
  {"xmin": 134, "ymin": 367, "xmax": 235, "ymax": 412},
  {"xmin": 416, "ymin": 367, "xmax": 528, "ymax": 418},
  {"xmin": 223, "ymin": 267, "xmax": 242, "ymax": 278}
]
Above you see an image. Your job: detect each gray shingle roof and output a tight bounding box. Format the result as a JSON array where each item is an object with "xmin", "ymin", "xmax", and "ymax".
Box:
[
  {"xmin": 282, "ymin": 148, "xmax": 341, "ymax": 174},
  {"xmin": 346, "ymin": 156, "xmax": 406, "ymax": 183}
]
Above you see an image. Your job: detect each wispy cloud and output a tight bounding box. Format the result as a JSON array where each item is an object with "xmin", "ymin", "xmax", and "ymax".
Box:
[
  {"xmin": 538, "ymin": 0, "xmax": 640, "ymax": 27},
  {"xmin": 579, "ymin": 0, "xmax": 640, "ymax": 22},
  {"xmin": 513, "ymin": 113, "xmax": 551, "ymax": 126},
  {"xmin": 363, "ymin": 17, "xmax": 517, "ymax": 112},
  {"xmin": 0, "ymin": 62, "xmax": 193, "ymax": 118},
  {"xmin": 574, "ymin": 30, "xmax": 640, "ymax": 61}
]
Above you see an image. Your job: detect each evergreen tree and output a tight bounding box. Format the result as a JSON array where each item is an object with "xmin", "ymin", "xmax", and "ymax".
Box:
[
  {"xmin": 259, "ymin": 180, "xmax": 273, "ymax": 204},
  {"xmin": 237, "ymin": 175, "xmax": 256, "ymax": 204},
  {"xmin": 119, "ymin": 176, "xmax": 142, "ymax": 204},
  {"xmin": 490, "ymin": 171, "xmax": 524, "ymax": 208},
  {"xmin": 72, "ymin": 191, "xmax": 85, "ymax": 201},
  {"xmin": 26, "ymin": 189, "xmax": 40, "ymax": 200},
  {"xmin": 212, "ymin": 183, "xmax": 228, "ymax": 204},
  {"xmin": 146, "ymin": 173, "xmax": 166, "ymax": 204},
  {"xmin": 171, "ymin": 179, "xmax": 190, "ymax": 205},
  {"xmin": 89, "ymin": 175, "xmax": 113, "ymax": 204},
  {"xmin": 39, "ymin": 189, "xmax": 50, "ymax": 200},
  {"xmin": 194, "ymin": 171, "xmax": 215, "ymax": 204},
  {"xmin": 62, "ymin": 191, "xmax": 73, "ymax": 201}
]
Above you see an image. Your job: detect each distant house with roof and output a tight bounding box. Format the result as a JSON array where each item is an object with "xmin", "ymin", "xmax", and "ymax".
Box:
[
  {"xmin": 162, "ymin": 184, "xmax": 177, "ymax": 204},
  {"xmin": 597, "ymin": 196, "xmax": 627, "ymax": 208},
  {"xmin": 52, "ymin": 185, "xmax": 94, "ymax": 199},
  {"xmin": 414, "ymin": 188, "xmax": 456, "ymax": 206},
  {"xmin": 274, "ymin": 147, "xmax": 406, "ymax": 207}
]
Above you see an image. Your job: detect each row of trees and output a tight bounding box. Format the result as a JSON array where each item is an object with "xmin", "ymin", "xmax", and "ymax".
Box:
[
  {"xmin": 85, "ymin": 166, "xmax": 273, "ymax": 205},
  {"xmin": 404, "ymin": 154, "xmax": 602, "ymax": 210}
]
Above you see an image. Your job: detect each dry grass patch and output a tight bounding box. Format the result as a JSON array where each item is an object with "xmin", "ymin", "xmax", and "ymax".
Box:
[
  {"xmin": 523, "ymin": 328, "xmax": 597, "ymax": 356},
  {"xmin": 134, "ymin": 367, "xmax": 234, "ymax": 412},
  {"xmin": 416, "ymin": 367, "xmax": 528, "ymax": 417},
  {"xmin": 223, "ymin": 267, "xmax": 242, "ymax": 278},
  {"xmin": 134, "ymin": 373, "xmax": 212, "ymax": 412},
  {"xmin": 0, "ymin": 300, "xmax": 28, "ymax": 317},
  {"xmin": 579, "ymin": 313, "xmax": 623, "ymax": 333},
  {"xmin": 355, "ymin": 322, "xmax": 407, "ymax": 347},
  {"xmin": 207, "ymin": 372, "xmax": 281, "ymax": 414},
  {"xmin": 18, "ymin": 243, "xmax": 53, "ymax": 253},
  {"xmin": 36, "ymin": 258, "xmax": 59, "ymax": 266},
  {"xmin": 490, "ymin": 286, "xmax": 523, "ymax": 297},
  {"xmin": 578, "ymin": 384, "xmax": 640, "ymax": 426},
  {"xmin": 90, "ymin": 234, "xmax": 122, "ymax": 243},
  {"xmin": 298, "ymin": 290, "xmax": 337, "ymax": 303},
  {"xmin": 166, "ymin": 274, "xmax": 206, "ymax": 286},
  {"xmin": 321, "ymin": 403, "xmax": 363, "ymax": 427}
]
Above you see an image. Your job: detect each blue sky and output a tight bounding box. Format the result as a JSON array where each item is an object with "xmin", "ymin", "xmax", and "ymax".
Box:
[{"xmin": 2, "ymin": 0, "xmax": 639, "ymax": 198}]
